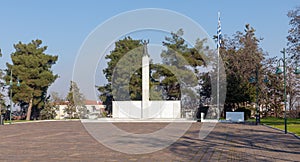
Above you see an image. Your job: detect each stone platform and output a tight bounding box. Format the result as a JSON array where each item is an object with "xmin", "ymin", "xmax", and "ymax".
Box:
[{"xmin": 0, "ymin": 121, "xmax": 299, "ymax": 161}]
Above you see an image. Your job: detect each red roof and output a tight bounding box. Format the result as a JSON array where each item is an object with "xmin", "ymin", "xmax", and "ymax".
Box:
[{"xmin": 84, "ymin": 100, "xmax": 102, "ymax": 105}]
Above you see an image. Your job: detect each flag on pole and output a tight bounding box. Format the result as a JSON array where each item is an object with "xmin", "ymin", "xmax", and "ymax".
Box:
[
  {"xmin": 217, "ymin": 12, "xmax": 222, "ymax": 48},
  {"xmin": 216, "ymin": 12, "xmax": 221, "ymax": 119}
]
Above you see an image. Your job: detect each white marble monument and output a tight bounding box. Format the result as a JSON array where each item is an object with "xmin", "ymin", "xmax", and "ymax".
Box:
[{"xmin": 112, "ymin": 41, "xmax": 181, "ymax": 119}]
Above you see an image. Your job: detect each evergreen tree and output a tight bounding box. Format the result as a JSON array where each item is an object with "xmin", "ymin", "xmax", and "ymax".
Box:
[
  {"xmin": 40, "ymin": 96, "xmax": 58, "ymax": 120},
  {"xmin": 5, "ymin": 40, "xmax": 58, "ymax": 120},
  {"xmin": 0, "ymin": 49, "xmax": 6, "ymax": 117},
  {"xmin": 65, "ymin": 81, "xmax": 86, "ymax": 119},
  {"xmin": 158, "ymin": 29, "xmax": 206, "ymax": 101},
  {"xmin": 153, "ymin": 29, "xmax": 208, "ymax": 117},
  {"xmin": 98, "ymin": 32, "xmax": 206, "ymax": 116},
  {"xmin": 98, "ymin": 37, "xmax": 142, "ymax": 114},
  {"xmin": 220, "ymin": 24, "xmax": 266, "ymax": 110}
]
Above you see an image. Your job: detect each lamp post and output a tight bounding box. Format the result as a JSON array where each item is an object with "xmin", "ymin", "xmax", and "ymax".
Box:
[
  {"xmin": 249, "ymin": 65, "xmax": 269, "ymax": 125},
  {"xmin": 0, "ymin": 82, "xmax": 3, "ymax": 125},
  {"xmin": 0, "ymin": 92, "xmax": 2, "ymax": 125},
  {"xmin": 255, "ymin": 66, "xmax": 260, "ymax": 125},
  {"xmin": 9, "ymin": 69, "xmax": 20, "ymax": 124},
  {"xmin": 275, "ymin": 48, "xmax": 299, "ymax": 134}
]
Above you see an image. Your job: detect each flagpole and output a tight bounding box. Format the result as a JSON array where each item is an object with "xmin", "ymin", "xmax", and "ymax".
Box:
[{"xmin": 217, "ymin": 12, "xmax": 220, "ymax": 118}]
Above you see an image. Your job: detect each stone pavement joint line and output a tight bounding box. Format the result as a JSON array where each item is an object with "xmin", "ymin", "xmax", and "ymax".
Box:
[{"xmin": 0, "ymin": 121, "xmax": 299, "ymax": 161}]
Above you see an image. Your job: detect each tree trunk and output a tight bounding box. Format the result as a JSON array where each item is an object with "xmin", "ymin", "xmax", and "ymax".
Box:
[{"xmin": 26, "ymin": 98, "xmax": 33, "ymax": 120}]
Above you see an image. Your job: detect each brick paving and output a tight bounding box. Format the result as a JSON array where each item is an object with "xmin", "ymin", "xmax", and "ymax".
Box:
[{"xmin": 0, "ymin": 121, "xmax": 299, "ymax": 161}]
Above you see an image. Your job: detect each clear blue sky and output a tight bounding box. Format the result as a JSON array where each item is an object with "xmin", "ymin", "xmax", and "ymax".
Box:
[{"xmin": 0, "ymin": 0, "xmax": 299, "ymax": 99}]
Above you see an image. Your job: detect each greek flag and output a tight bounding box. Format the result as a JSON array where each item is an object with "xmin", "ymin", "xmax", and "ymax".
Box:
[{"xmin": 217, "ymin": 13, "xmax": 222, "ymax": 48}]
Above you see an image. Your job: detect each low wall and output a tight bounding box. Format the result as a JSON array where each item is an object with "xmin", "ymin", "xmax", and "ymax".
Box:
[
  {"xmin": 226, "ymin": 112, "xmax": 244, "ymax": 122},
  {"xmin": 112, "ymin": 101, "xmax": 181, "ymax": 119}
]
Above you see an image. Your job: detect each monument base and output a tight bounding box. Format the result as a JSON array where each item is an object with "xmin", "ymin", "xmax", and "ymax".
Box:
[{"xmin": 112, "ymin": 101, "xmax": 181, "ymax": 119}]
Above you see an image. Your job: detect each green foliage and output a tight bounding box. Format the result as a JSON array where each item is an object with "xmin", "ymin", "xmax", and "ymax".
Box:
[
  {"xmin": 101, "ymin": 110, "xmax": 107, "ymax": 117},
  {"xmin": 151, "ymin": 64, "xmax": 180, "ymax": 100},
  {"xmin": 40, "ymin": 97, "xmax": 58, "ymax": 120},
  {"xmin": 98, "ymin": 37, "xmax": 142, "ymax": 113},
  {"xmin": 111, "ymin": 45, "xmax": 143, "ymax": 101},
  {"xmin": 220, "ymin": 24, "xmax": 265, "ymax": 109},
  {"xmin": 98, "ymin": 30, "xmax": 207, "ymax": 115},
  {"xmin": 103, "ymin": 37, "xmax": 142, "ymax": 83},
  {"xmin": 5, "ymin": 40, "xmax": 58, "ymax": 120},
  {"xmin": 0, "ymin": 49, "xmax": 6, "ymax": 115},
  {"xmin": 65, "ymin": 81, "xmax": 86, "ymax": 119},
  {"xmin": 158, "ymin": 29, "xmax": 206, "ymax": 100},
  {"xmin": 64, "ymin": 104, "xmax": 77, "ymax": 119}
]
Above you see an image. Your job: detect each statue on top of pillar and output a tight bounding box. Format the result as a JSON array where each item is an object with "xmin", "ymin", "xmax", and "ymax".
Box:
[{"xmin": 142, "ymin": 40, "xmax": 149, "ymax": 57}]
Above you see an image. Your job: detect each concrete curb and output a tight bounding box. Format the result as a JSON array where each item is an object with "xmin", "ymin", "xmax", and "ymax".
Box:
[
  {"xmin": 2, "ymin": 118, "xmax": 197, "ymax": 124},
  {"xmin": 82, "ymin": 118, "xmax": 197, "ymax": 123},
  {"xmin": 3, "ymin": 119, "xmax": 81, "ymax": 125}
]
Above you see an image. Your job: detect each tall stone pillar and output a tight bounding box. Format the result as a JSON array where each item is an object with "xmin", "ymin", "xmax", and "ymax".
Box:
[{"xmin": 142, "ymin": 40, "xmax": 150, "ymax": 119}]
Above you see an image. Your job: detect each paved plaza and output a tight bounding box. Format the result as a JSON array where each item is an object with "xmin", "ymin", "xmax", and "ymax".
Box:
[{"xmin": 0, "ymin": 121, "xmax": 299, "ymax": 161}]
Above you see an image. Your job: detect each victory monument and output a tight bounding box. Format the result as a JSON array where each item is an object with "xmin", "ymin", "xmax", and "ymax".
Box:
[{"xmin": 112, "ymin": 41, "xmax": 181, "ymax": 119}]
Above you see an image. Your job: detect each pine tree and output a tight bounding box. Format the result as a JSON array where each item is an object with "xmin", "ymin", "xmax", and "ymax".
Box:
[
  {"xmin": 40, "ymin": 96, "xmax": 58, "ymax": 120},
  {"xmin": 220, "ymin": 24, "xmax": 265, "ymax": 110},
  {"xmin": 158, "ymin": 29, "xmax": 206, "ymax": 102},
  {"xmin": 98, "ymin": 37, "xmax": 142, "ymax": 114},
  {"xmin": 5, "ymin": 40, "xmax": 58, "ymax": 120},
  {"xmin": 0, "ymin": 49, "xmax": 6, "ymax": 118},
  {"xmin": 65, "ymin": 81, "xmax": 86, "ymax": 119}
]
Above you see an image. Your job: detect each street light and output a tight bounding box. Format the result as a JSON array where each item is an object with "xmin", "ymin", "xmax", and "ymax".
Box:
[
  {"xmin": 249, "ymin": 65, "xmax": 269, "ymax": 125},
  {"xmin": 295, "ymin": 66, "xmax": 300, "ymax": 75},
  {"xmin": 275, "ymin": 48, "xmax": 299, "ymax": 134},
  {"xmin": 9, "ymin": 69, "xmax": 20, "ymax": 124},
  {"xmin": 0, "ymin": 83, "xmax": 3, "ymax": 125}
]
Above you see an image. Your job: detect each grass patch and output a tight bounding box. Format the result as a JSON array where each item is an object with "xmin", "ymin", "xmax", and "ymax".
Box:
[
  {"xmin": 271, "ymin": 124, "xmax": 300, "ymax": 136},
  {"xmin": 4, "ymin": 120, "xmax": 49, "ymax": 124},
  {"xmin": 247, "ymin": 117, "xmax": 300, "ymax": 136},
  {"xmin": 4, "ymin": 120, "xmax": 31, "ymax": 124}
]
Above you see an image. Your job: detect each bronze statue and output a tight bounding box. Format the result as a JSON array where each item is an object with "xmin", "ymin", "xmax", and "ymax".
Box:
[{"xmin": 142, "ymin": 40, "xmax": 149, "ymax": 56}]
